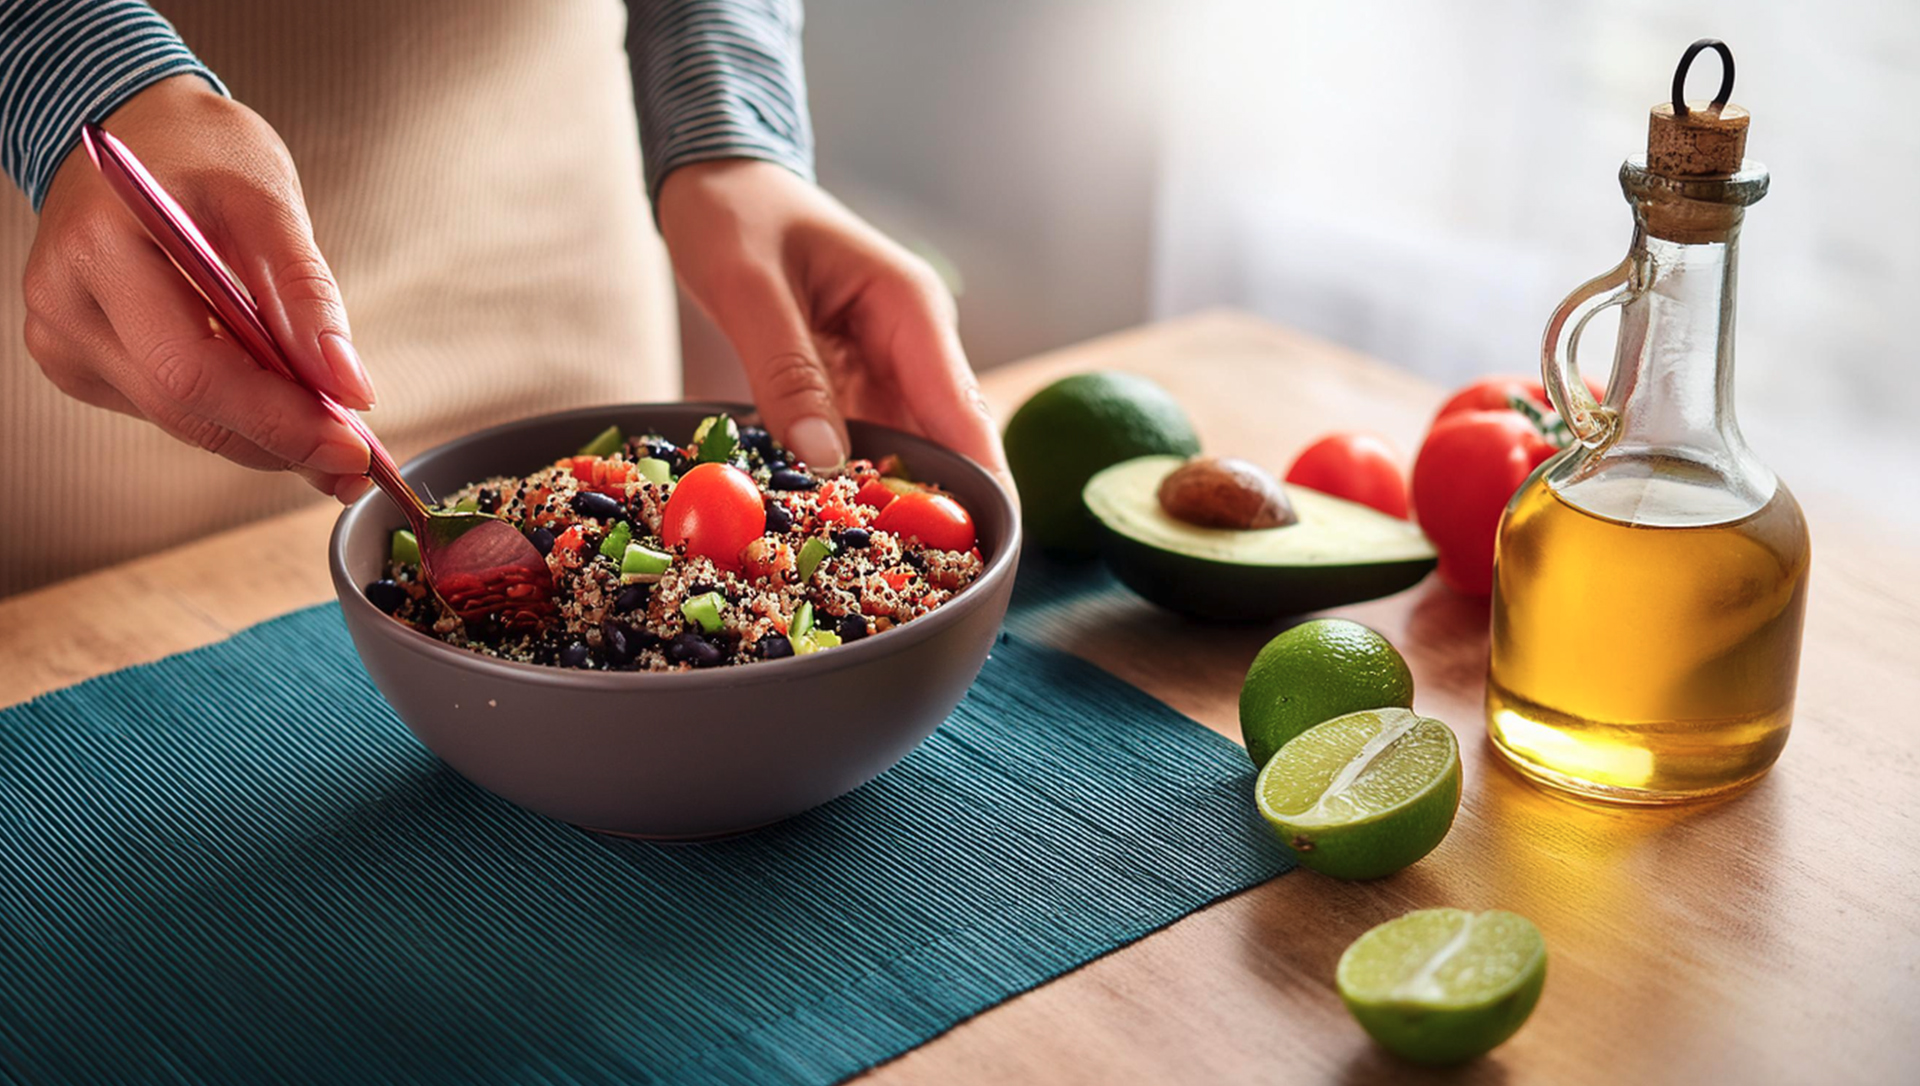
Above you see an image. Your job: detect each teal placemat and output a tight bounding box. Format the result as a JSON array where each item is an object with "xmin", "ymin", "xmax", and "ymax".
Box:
[{"xmin": 0, "ymin": 567, "xmax": 1288, "ymax": 1085}]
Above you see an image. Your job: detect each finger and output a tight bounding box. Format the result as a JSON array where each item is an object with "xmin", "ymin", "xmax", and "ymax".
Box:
[
  {"xmin": 856, "ymin": 270, "xmax": 1011, "ymax": 486},
  {"xmin": 82, "ymin": 239, "xmax": 370, "ymax": 478},
  {"xmin": 195, "ymin": 176, "xmax": 375, "ymax": 410},
  {"xmin": 27, "ymin": 314, "xmax": 308, "ymax": 473},
  {"xmin": 705, "ymin": 270, "xmax": 849, "ymax": 470}
]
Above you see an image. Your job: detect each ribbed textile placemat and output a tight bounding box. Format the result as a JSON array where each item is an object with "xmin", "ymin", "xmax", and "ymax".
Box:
[{"xmin": 0, "ymin": 573, "xmax": 1288, "ymax": 1086}]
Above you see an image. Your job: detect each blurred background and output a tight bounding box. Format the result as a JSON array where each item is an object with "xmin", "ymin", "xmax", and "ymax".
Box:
[{"xmin": 692, "ymin": 0, "xmax": 1917, "ymax": 525}]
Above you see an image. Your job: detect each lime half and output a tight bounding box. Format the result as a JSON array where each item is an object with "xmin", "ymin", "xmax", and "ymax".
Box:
[
  {"xmin": 1255, "ymin": 707, "xmax": 1460, "ymax": 880},
  {"xmin": 1337, "ymin": 908, "xmax": 1547, "ymax": 1064}
]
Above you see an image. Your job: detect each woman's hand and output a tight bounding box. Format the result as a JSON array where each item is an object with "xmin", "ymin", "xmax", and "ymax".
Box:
[
  {"xmin": 23, "ymin": 74, "xmax": 376, "ymax": 502},
  {"xmin": 657, "ymin": 159, "xmax": 1008, "ymax": 488}
]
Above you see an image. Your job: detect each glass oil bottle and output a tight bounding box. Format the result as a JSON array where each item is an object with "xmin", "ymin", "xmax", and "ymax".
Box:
[{"xmin": 1487, "ymin": 41, "xmax": 1811, "ymax": 804}]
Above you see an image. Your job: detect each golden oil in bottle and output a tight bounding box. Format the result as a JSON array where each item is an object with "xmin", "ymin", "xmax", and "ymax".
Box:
[{"xmin": 1488, "ymin": 463, "xmax": 1809, "ymax": 802}]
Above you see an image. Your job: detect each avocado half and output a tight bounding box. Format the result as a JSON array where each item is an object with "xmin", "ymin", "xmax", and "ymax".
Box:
[{"xmin": 1083, "ymin": 455, "xmax": 1437, "ymax": 621}]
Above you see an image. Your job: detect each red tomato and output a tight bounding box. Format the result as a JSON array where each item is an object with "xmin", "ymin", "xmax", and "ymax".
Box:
[
  {"xmin": 1284, "ymin": 433, "xmax": 1409, "ymax": 518},
  {"xmin": 1411, "ymin": 411, "xmax": 1559, "ymax": 596},
  {"xmin": 873, "ymin": 491, "xmax": 976, "ymax": 552},
  {"xmin": 854, "ymin": 479, "xmax": 899, "ymax": 510},
  {"xmin": 661, "ymin": 463, "xmax": 766, "ymax": 570},
  {"xmin": 1432, "ymin": 375, "xmax": 1606, "ymax": 427}
]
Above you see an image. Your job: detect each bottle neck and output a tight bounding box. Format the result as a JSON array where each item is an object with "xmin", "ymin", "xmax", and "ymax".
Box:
[
  {"xmin": 1609, "ymin": 219, "xmax": 1744, "ymax": 453},
  {"xmin": 1547, "ymin": 167, "xmax": 1779, "ymax": 526}
]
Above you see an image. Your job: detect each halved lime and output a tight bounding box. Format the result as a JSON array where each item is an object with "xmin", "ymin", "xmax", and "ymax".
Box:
[
  {"xmin": 1337, "ymin": 908, "xmax": 1546, "ymax": 1064},
  {"xmin": 1254, "ymin": 707, "xmax": 1460, "ymax": 880}
]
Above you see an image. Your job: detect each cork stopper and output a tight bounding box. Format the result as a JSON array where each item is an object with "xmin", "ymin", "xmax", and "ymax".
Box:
[{"xmin": 1647, "ymin": 40, "xmax": 1748, "ymax": 178}]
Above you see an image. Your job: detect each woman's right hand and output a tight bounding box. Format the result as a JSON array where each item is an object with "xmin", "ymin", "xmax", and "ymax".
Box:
[{"xmin": 22, "ymin": 74, "xmax": 377, "ymax": 502}]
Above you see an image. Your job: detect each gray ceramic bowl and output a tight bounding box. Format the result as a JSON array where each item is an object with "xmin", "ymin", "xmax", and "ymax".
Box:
[{"xmin": 329, "ymin": 403, "xmax": 1020, "ymax": 838}]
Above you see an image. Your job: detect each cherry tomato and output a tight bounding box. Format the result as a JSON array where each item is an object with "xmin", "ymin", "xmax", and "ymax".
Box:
[
  {"xmin": 1411, "ymin": 410, "xmax": 1559, "ymax": 596},
  {"xmin": 1284, "ymin": 433, "xmax": 1409, "ymax": 518},
  {"xmin": 854, "ymin": 478, "xmax": 900, "ymax": 510},
  {"xmin": 1432, "ymin": 374, "xmax": 1606, "ymax": 427},
  {"xmin": 661, "ymin": 463, "xmax": 766, "ymax": 570},
  {"xmin": 873, "ymin": 491, "xmax": 976, "ymax": 552}
]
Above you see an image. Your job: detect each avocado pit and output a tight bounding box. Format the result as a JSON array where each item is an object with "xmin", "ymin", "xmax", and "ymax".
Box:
[{"xmin": 1157, "ymin": 456, "xmax": 1297, "ymax": 530}]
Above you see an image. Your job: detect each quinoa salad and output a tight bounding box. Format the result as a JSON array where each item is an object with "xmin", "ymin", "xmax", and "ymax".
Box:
[{"xmin": 362, "ymin": 414, "xmax": 985, "ymax": 671}]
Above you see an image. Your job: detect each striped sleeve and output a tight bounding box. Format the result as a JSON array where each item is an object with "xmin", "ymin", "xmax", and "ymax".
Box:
[
  {"xmin": 628, "ymin": 0, "xmax": 815, "ymax": 207},
  {"xmin": 0, "ymin": 0, "xmax": 226, "ymax": 211}
]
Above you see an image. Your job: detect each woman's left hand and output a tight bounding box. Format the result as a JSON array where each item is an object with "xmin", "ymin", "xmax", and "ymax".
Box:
[{"xmin": 657, "ymin": 159, "xmax": 1008, "ymax": 491}]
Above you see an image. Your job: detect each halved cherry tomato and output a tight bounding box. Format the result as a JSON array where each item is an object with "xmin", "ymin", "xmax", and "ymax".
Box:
[
  {"xmin": 1285, "ymin": 433, "xmax": 1409, "ymax": 518},
  {"xmin": 1432, "ymin": 375, "xmax": 1606, "ymax": 427},
  {"xmin": 873, "ymin": 491, "xmax": 975, "ymax": 552},
  {"xmin": 1412, "ymin": 410, "xmax": 1559, "ymax": 596},
  {"xmin": 661, "ymin": 463, "xmax": 766, "ymax": 570}
]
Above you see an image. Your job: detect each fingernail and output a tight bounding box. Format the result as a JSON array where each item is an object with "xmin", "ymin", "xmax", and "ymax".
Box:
[
  {"xmin": 320, "ymin": 332, "xmax": 376, "ymax": 410},
  {"xmin": 787, "ymin": 416, "xmax": 847, "ymax": 470},
  {"xmin": 309, "ymin": 437, "xmax": 370, "ymax": 476}
]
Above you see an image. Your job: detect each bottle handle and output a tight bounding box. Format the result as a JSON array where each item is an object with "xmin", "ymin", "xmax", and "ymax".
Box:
[{"xmin": 1541, "ymin": 257, "xmax": 1640, "ymax": 449}]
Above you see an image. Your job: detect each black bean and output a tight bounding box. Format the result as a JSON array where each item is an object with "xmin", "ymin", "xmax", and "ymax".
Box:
[
  {"xmin": 903, "ymin": 551, "xmax": 926, "ymax": 571},
  {"xmin": 476, "ymin": 487, "xmax": 500, "ymax": 514},
  {"xmin": 570, "ymin": 491, "xmax": 625, "ymax": 521},
  {"xmin": 364, "ymin": 579, "xmax": 407, "ymax": 615},
  {"xmin": 527, "ymin": 526, "xmax": 556, "ymax": 555},
  {"xmin": 668, "ymin": 631, "xmax": 725, "ymax": 668},
  {"xmin": 766, "ymin": 460, "xmax": 787, "ymax": 474},
  {"xmin": 739, "ymin": 426, "xmax": 773, "ymax": 454},
  {"xmin": 643, "ymin": 439, "xmax": 692, "ymax": 476},
  {"xmin": 837, "ymin": 528, "xmax": 870, "ymax": 549},
  {"xmin": 758, "ymin": 633, "xmax": 793, "ymax": 660},
  {"xmin": 613, "ymin": 583, "xmax": 651, "ymax": 613},
  {"xmin": 769, "ymin": 469, "xmax": 817, "ymax": 491},
  {"xmin": 559, "ymin": 642, "xmax": 591, "ymax": 668},
  {"xmin": 836, "ymin": 613, "xmax": 869, "ymax": 642},
  {"xmin": 764, "ymin": 500, "xmax": 793, "ymax": 534},
  {"xmin": 603, "ymin": 624, "xmax": 636, "ymax": 667}
]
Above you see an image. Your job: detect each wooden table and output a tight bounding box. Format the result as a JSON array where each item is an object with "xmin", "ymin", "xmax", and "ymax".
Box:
[{"xmin": 4, "ymin": 312, "xmax": 1916, "ymax": 1085}]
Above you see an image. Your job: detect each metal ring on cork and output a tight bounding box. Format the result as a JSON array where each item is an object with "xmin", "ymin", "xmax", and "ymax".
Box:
[{"xmin": 1671, "ymin": 39, "xmax": 1734, "ymax": 119}]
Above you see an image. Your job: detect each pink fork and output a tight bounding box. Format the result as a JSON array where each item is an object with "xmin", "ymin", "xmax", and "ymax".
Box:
[{"xmin": 81, "ymin": 122, "xmax": 554, "ymax": 629}]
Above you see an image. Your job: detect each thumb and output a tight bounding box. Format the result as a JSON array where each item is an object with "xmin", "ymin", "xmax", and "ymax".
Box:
[
  {"xmin": 712, "ymin": 272, "xmax": 848, "ymax": 470},
  {"xmin": 207, "ymin": 185, "xmax": 375, "ymax": 411}
]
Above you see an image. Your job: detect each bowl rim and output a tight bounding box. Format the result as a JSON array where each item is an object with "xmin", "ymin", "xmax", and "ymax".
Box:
[{"xmin": 327, "ymin": 401, "xmax": 1021, "ymax": 691}]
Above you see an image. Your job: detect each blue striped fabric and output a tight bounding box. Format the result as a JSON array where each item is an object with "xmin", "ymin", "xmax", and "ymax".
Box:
[
  {"xmin": 630, "ymin": 0, "xmax": 815, "ymax": 203},
  {"xmin": 0, "ymin": 597, "xmax": 1291, "ymax": 1084},
  {"xmin": 0, "ymin": 0, "xmax": 813, "ymax": 214},
  {"xmin": 0, "ymin": 0, "xmax": 224, "ymax": 210}
]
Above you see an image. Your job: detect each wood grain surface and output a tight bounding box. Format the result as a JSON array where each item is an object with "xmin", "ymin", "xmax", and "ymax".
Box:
[{"xmin": 3, "ymin": 311, "xmax": 1915, "ymax": 1085}]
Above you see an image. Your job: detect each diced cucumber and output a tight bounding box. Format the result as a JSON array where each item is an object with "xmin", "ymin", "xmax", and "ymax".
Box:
[
  {"xmin": 796, "ymin": 536, "xmax": 837, "ymax": 582},
  {"xmin": 621, "ymin": 542, "xmax": 673, "ymax": 583},
  {"xmin": 634, "ymin": 457, "xmax": 671, "ymax": 485},
  {"xmin": 598, "ymin": 521, "xmax": 632, "ymax": 561},
  {"xmin": 681, "ymin": 591, "xmax": 726, "ymax": 633},
  {"xmin": 788, "ymin": 600, "xmax": 814, "ymax": 639},
  {"xmin": 809, "ymin": 629, "xmax": 842, "ymax": 650},
  {"xmin": 390, "ymin": 529, "xmax": 420, "ymax": 566},
  {"xmin": 693, "ymin": 414, "xmax": 739, "ymax": 463},
  {"xmin": 577, "ymin": 424, "xmax": 623, "ymax": 458},
  {"xmin": 453, "ymin": 496, "xmax": 479, "ymax": 514}
]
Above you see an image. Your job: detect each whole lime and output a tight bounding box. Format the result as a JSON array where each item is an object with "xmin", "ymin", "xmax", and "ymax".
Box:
[
  {"xmin": 1238, "ymin": 618, "xmax": 1414, "ymax": 768},
  {"xmin": 1003, "ymin": 371, "xmax": 1200, "ymax": 554}
]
